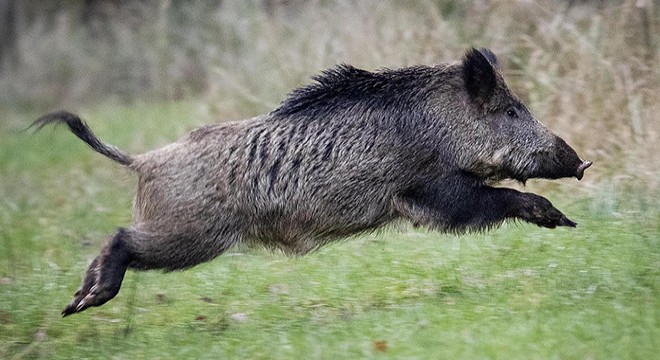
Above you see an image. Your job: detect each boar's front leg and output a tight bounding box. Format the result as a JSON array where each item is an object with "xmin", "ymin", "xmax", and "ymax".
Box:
[{"xmin": 394, "ymin": 175, "xmax": 576, "ymax": 232}]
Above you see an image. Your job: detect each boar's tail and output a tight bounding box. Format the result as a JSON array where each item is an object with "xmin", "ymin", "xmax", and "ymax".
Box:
[{"xmin": 31, "ymin": 111, "xmax": 133, "ymax": 166}]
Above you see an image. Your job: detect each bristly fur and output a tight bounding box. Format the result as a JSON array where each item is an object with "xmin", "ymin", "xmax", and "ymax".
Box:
[{"xmin": 271, "ymin": 64, "xmax": 440, "ymax": 119}]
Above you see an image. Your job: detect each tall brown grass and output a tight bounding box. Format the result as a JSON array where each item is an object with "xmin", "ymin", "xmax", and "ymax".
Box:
[{"xmin": 1, "ymin": 0, "xmax": 657, "ymax": 191}]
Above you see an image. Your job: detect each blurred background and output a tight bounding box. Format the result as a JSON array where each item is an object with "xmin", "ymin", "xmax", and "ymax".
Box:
[
  {"xmin": 0, "ymin": 1, "xmax": 658, "ymax": 358},
  {"xmin": 0, "ymin": 0, "xmax": 657, "ymax": 194}
]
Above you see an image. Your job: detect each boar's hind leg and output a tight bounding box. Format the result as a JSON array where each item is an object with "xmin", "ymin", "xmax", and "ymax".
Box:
[
  {"xmin": 63, "ymin": 226, "xmax": 238, "ymax": 316},
  {"xmin": 62, "ymin": 228, "xmax": 132, "ymax": 317},
  {"xmin": 394, "ymin": 176, "xmax": 576, "ymax": 232}
]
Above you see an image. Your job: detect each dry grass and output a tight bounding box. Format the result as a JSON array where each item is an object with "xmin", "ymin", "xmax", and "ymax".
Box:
[{"xmin": 1, "ymin": 0, "xmax": 657, "ymax": 190}]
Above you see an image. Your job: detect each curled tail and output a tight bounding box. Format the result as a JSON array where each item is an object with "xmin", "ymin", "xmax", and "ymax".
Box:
[{"xmin": 31, "ymin": 111, "xmax": 133, "ymax": 166}]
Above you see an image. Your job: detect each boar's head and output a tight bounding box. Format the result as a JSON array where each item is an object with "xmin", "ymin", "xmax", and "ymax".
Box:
[{"xmin": 448, "ymin": 48, "xmax": 591, "ymax": 183}]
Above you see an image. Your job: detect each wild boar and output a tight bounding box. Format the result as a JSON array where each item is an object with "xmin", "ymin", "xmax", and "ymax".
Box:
[{"xmin": 33, "ymin": 48, "xmax": 591, "ymax": 316}]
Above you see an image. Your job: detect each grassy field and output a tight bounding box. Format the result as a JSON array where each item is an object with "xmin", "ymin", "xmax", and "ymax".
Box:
[
  {"xmin": 0, "ymin": 102, "xmax": 657, "ymax": 359},
  {"xmin": 0, "ymin": 0, "xmax": 658, "ymax": 358}
]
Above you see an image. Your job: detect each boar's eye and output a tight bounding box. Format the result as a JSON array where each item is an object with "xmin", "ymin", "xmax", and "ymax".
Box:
[{"xmin": 506, "ymin": 108, "xmax": 519, "ymax": 119}]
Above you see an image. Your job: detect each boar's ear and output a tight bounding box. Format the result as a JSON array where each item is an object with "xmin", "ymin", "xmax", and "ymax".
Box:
[
  {"xmin": 477, "ymin": 48, "xmax": 498, "ymax": 68},
  {"xmin": 462, "ymin": 48, "xmax": 498, "ymax": 107}
]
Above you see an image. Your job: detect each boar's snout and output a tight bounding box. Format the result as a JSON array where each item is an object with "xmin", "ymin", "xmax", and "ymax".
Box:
[
  {"xmin": 533, "ymin": 136, "xmax": 591, "ymax": 181},
  {"xmin": 554, "ymin": 136, "xmax": 592, "ymax": 181},
  {"xmin": 576, "ymin": 160, "xmax": 592, "ymax": 181}
]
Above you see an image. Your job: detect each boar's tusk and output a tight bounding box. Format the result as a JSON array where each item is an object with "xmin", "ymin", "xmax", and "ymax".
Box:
[{"xmin": 576, "ymin": 160, "xmax": 592, "ymax": 180}]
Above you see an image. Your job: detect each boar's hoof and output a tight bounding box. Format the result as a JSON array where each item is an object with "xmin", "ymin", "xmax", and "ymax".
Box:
[
  {"xmin": 520, "ymin": 194, "xmax": 577, "ymax": 229},
  {"xmin": 62, "ymin": 268, "xmax": 123, "ymax": 316},
  {"xmin": 533, "ymin": 208, "xmax": 577, "ymax": 229},
  {"xmin": 576, "ymin": 160, "xmax": 592, "ymax": 181},
  {"xmin": 556, "ymin": 215, "xmax": 577, "ymax": 228},
  {"xmin": 62, "ymin": 229, "xmax": 131, "ymax": 316},
  {"xmin": 62, "ymin": 258, "xmax": 97, "ymax": 316},
  {"xmin": 62, "ymin": 255, "xmax": 128, "ymax": 316}
]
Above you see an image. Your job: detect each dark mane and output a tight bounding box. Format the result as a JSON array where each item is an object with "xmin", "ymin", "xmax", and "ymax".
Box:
[{"xmin": 270, "ymin": 64, "xmax": 440, "ymax": 118}]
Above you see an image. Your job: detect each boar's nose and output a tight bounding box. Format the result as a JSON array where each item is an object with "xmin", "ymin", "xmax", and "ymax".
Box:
[{"xmin": 576, "ymin": 160, "xmax": 592, "ymax": 180}]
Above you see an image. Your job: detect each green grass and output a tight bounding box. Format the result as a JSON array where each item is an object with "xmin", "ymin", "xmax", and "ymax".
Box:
[{"xmin": 0, "ymin": 103, "xmax": 658, "ymax": 359}]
